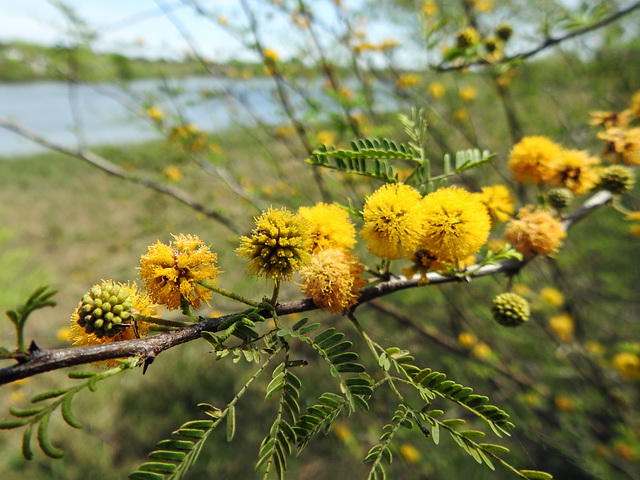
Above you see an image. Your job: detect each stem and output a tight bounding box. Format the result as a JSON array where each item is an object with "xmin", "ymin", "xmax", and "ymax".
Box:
[
  {"xmin": 197, "ymin": 280, "xmax": 259, "ymax": 307},
  {"xmin": 269, "ymin": 279, "xmax": 281, "ymax": 305},
  {"xmin": 135, "ymin": 315, "xmax": 194, "ymax": 328}
]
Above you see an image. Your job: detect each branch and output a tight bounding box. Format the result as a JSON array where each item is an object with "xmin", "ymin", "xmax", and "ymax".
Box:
[
  {"xmin": 0, "ymin": 188, "xmax": 615, "ymax": 385},
  {"xmin": 436, "ymin": 1, "xmax": 640, "ymax": 71},
  {"xmin": 0, "ymin": 117, "xmax": 241, "ymax": 234}
]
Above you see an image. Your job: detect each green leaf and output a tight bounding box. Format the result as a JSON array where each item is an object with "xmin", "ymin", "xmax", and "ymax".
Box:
[
  {"xmin": 128, "ymin": 472, "xmax": 166, "ymax": 480},
  {"xmin": 61, "ymin": 395, "xmax": 83, "ymax": 429},
  {"xmin": 197, "ymin": 403, "xmax": 223, "ymax": 419},
  {"xmin": 30, "ymin": 388, "xmax": 70, "ymax": 403},
  {"xmin": 137, "ymin": 462, "xmax": 177, "ymax": 474},
  {"xmin": 299, "ymin": 323, "xmax": 321, "ymax": 335},
  {"xmin": 519, "ymin": 470, "xmax": 554, "ymax": 479},
  {"xmin": 21, "ymin": 423, "xmax": 33, "ymax": 460},
  {"xmin": 479, "ymin": 443, "xmax": 510, "ymax": 454},
  {"xmin": 37, "ymin": 414, "xmax": 64, "ymax": 459},
  {"xmin": 226, "ymin": 405, "xmax": 236, "ymax": 442},
  {"xmin": 9, "ymin": 406, "xmax": 46, "ymax": 417},
  {"xmin": 291, "ymin": 318, "xmax": 308, "ymax": 331},
  {"xmin": 148, "ymin": 450, "xmax": 186, "ymax": 462}
]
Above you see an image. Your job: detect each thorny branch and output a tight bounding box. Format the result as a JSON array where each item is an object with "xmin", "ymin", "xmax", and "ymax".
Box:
[{"xmin": 0, "ymin": 186, "xmax": 612, "ymax": 385}]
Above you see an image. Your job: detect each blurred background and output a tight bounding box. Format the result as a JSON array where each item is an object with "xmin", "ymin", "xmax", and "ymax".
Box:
[{"xmin": 0, "ymin": 1, "xmax": 639, "ymax": 479}]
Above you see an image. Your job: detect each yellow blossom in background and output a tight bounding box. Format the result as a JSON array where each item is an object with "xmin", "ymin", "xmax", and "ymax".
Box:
[
  {"xmin": 540, "ymin": 287, "xmax": 564, "ymax": 308},
  {"xmin": 554, "ymin": 396, "xmax": 574, "ymax": 411},
  {"xmin": 146, "ymin": 106, "xmax": 164, "ymax": 123},
  {"xmin": 589, "ymin": 110, "xmax": 630, "ymax": 128},
  {"xmin": 626, "ymin": 211, "xmax": 640, "ymax": 237},
  {"xmin": 471, "ymin": 0, "xmax": 495, "ymax": 12},
  {"xmin": 504, "ymin": 207, "xmax": 566, "ymax": 256},
  {"xmin": 333, "ymin": 422, "xmax": 353, "ymax": 443},
  {"xmin": 549, "ymin": 149, "xmax": 600, "ymax": 195},
  {"xmin": 598, "ymin": 127, "xmax": 640, "ymax": 165},
  {"xmin": 453, "ymin": 109, "xmax": 469, "ymax": 122},
  {"xmin": 262, "ymin": 48, "xmax": 279, "ymax": 63},
  {"xmin": 217, "ymin": 15, "xmax": 228, "ymax": 26},
  {"xmin": 237, "ymin": 207, "xmax": 311, "ymax": 280},
  {"xmin": 422, "ymin": 0, "xmax": 438, "ymax": 16},
  {"xmin": 611, "ymin": 352, "xmax": 640, "ymax": 380},
  {"xmin": 420, "ymin": 187, "xmax": 491, "ymax": 263},
  {"xmin": 549, "ymin": 313, "xmax": 574, "ymax": 342},
  {"xmin": 428, "ymin": 81, "xmax": 445, "ymax": 99},
  {"xmin": 472, "ymin": 342, "xmax": 493, "ymax": 360},
  {"xmin": 69, "ymin": 281, "xmax": 157, "ymax": 367},
  {"xmin": 585, "ymin": 341, "xmax": 605, "ymax": 356},
  {"xmin": 512, "ymin": 283, "xmax": 531, "ymax": 297},
  {"xmin": 459, "ymin": 85, "xmax": 477, "ymax": 102},
  {"xmin": 399, "ymin": 443, "xmax": 420, "ymax": 464},
  {"xmin": 140, "ymin": 234, "xmax": 219, "ymax": 310},
  {"xmin": 456, "ymin": 26, "xmax": 480, "ymax": 49},
  {"xmin": 316, "ymin": 130, "xmax": 336, "ymax": 146},
  {"xmin": 163, "ymin": 166, "xmax": 182, "ymax": 182},
  {"xmin": 458, "ymin": 331, "xmax": 477, "ymax": 349},
  {"xmin": 360, "ymin": 183, "xmax": 423, "ymax": 260},
  {"xmin": 474, "ymin": 185, "xmax": 514, "ymax": 224},
  {"xmin": 275, "ymin": 125, "xmax": 296, "ymax": 137},
  {"xmin": 380, "ymin": 38, "xmax": 399, "ymax": 50},
  {"xmin": 298, "ymin": 203, "xmax": 356, "ymax": 252},
  {"xmin": 396, "ymin": 73, "xmax": 421, "ymax": 89},
  {"xmin": 508, "ymin": 136, "xmax": 563, "ymax": 184},
  {"xmin": 487, "ymin": 238, "xmax": 508, "ymax": 253},
  {"xmin": 299, "ymin": 249, "xmax": 365, "ymax": 313},
  {"xmin": 496, "ymin": 69, "xmax": 517, "ymax": 89}
]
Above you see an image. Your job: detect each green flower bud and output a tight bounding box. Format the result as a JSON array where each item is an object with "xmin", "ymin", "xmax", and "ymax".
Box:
[
  {"xmin": 548, "ymin": 187, "xmax": 574, "ymax": 210},
  {"xmin": 598, "ymin": 165, "xmax": 635, "ymax": 195},
  {"xmin": 75, "ymin": 283, "xmax": 134, "ymax": 338},
  {"xmin": 492, "ymin": 292, "xmax": 530, "ymax": 327}
]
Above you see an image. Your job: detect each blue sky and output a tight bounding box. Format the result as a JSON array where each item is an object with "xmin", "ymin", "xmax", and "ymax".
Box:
[
  {"xmin": 0, "ymin": 0, "xmax": 288, "ymax": 61},
  {"xmin": 0, "ymin": 0, "xmax": 370, "ymax": 62}
]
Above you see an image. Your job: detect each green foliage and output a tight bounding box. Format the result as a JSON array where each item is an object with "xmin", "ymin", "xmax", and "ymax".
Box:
[
  {"xmin": 0, "ymin": 358, "xmax": 137, "ymax": 460},
  {"xmin": 3, "ymin": 285, "xmax": 56, "ymax": 354}
]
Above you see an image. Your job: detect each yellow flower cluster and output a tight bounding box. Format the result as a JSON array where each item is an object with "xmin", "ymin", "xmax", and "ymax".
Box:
[
  {"xmin": 396, "ymin": 73, "xmax": 421, "ymax": 89},
  {"xmin": 504, "ymin": 207, "xmax": 566, "ymax": 257},
  {"xmin": 593, "ymin": 89, "xmax": 640, "ymax": 165},
  {"xmin": 140, "ymin": 234, "xmax": 220, "ymax": 310},
  {"xmin": 168, "ymin": 123, "xmax": 211, "ymax": 154},
  {"xmin": 508, "ymin": 136, "xmax": 601, "ymax": 195}
]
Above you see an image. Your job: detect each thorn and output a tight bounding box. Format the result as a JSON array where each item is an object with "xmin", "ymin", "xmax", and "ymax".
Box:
[{"xmin": 142, "ymin": 354, "xmax": 156, "ymax": 374}]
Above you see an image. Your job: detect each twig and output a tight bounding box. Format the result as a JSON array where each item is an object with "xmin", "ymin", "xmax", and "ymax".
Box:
[{"xmin": 0, "ymin": 117, "xmax": 241, "ymax": 234}]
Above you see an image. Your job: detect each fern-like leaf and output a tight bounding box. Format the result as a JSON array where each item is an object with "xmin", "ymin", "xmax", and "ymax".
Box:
[{"xmin": 293, "ymin": 392, "xmax": 346, "ymax": 451}]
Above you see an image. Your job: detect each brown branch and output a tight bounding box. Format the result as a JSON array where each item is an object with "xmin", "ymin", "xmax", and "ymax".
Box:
[
  {"xmin": 0, "ymin": 188, "xmax": 615, "ymax": 385},
  {"xmin": 436, "ymin": 1, "xmax": 640, "ymax": 71},
  {"xmin": 0, "ymin": 117, "xmax": 241, "ymax": 234}
]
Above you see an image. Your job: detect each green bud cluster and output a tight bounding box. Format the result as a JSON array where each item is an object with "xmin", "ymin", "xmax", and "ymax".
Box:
[
  {"xmin": 76, "ymin": 284, "xmax": 134, "ymax": 338},
  {"xmin": 548, "ymin": 187, "xmax": 573, "ymax": 210},
  {"xmin": 598, "ymin": 165, "xmax": 635, "ymax": 195},
  {"xmin": 492, "ymin": 292, "xmax": 530, "ymax": 327}
]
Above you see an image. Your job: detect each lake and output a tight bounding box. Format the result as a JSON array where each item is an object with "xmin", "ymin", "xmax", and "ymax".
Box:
[{"xmin": 0, "ymin": 76, "xmax": 300, "ymax": 157}]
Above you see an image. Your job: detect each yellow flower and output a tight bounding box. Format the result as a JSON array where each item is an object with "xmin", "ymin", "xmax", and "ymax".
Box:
[
  {"xmin": 554, "ymin": 396, "xmax": 574, "ymax": 411},
  {"xmin": 508, "ymin": 136, "xmax": 563, "ymax": 185},
  {"xmin": 458, "ymin": 331, "xmax": 477, "ymax": 349},
  {"xmin": 70, "ymin": 281, "xmax": 157, "ymax": 367},
  {"xmin": 146, "ymin": 107, "xmax": 164, "ymax": 123},
  {"xmin": 163, "ymin": 166, "xmax": 182, "ymax": 182},
  {"xmin": 428, "ymin": 81, "xmax": 445, "ymax": 99},
  {"xmin": 598, "ymin": 127, "xmax": 640, "ymax": 165},
  {"xmin": 237, "ymin": 207, "xmax": 311, "ymax": 280},
  {"xmin": 626, "ymin": 211, "xmax": 640, "ymax": 237},
  {"xmin": 298, "ymin": 203, "xmax": 356, "ymax": 252},
  {"xmin": 420, "ymin": 187, "xmax": 491, "ymax": 263},
  {"xmin": 512, "ymin": 283, "xmax": 531, "ymax": 297},
  {"xmin": 422, "ymin": 0, "xmax": 438, "ymax": 16},
  {"xmin": 360, "ymin": 183, "xmax": 424, "ymax": 260},
  {"xmin": 504, "ymin": 207, "xmax": 566, "ymax": 256},
  {"xmin": 540, "ymin": 287, "xmax": 564, "ymax": 307},
  {"xmin": 217, "ymin": 15, "xmax": 228, "ymax": 26},
  {"xmin": 262, "ymin": 48, "xmax": 279, "ymax": 63},
  {"xmin": 474, "ymin": 185, "xmax": 514, "ymax": 224},
  {"xmin": 549, "ymin": 313, "xmax": 574, "ymax": 342},
  {"xmin": 611, "ymin": 352, "xmax": 640, "ymax": 380},
  {"xmin": 585, "ymin": 341, "xmax": 605, "ymax": 356},
  {"xmin": 472, "ymin": 342, "xmax": 493, "ymax": 359},
  {"xmin": 471, "ymin": 0, "xmax": 495, "ymax": 12},
  {"xmin": 456, "ymin": 26, "xmax": 480, "ymax": 48},
  {"xmin": 316, "ymin": 130, "xmax": 336, "ymax": 146},
  {"xmin": 549, "ymin": 149, "xmax": 600, "ymax": 195},
  {"xmin": 402, "ymin": 248, "xmax": 448, "ymax": 282},
  {"xmin": 140, "ymin": 234, "xmax": 219, "ymax": 310},
  {"xmin": 452, "ymin": 109, "xmax": 469, "ymax": 122},
  {"xmin": 589, "ymin": 110, "xmax": 630, "ymax": 128},
  {"xmin": 459, "ymin": 86, "xmax": 477, "ymax": 102},
  {"xmin": 56, "ymin": 327, "xmax": 72, "ymax": 342},
  {"xmin": 396, "ymin": 73, "xmax": 421, "ymax": 88},
  {"xmin": 299, "ymin": 249, "xmax": 365, "ymax": 313},
  {"xmin": 399, "ymin": 443, "xmax": 420, "ymax": 464}
]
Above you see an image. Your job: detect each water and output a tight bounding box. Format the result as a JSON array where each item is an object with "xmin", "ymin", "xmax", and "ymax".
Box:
[{"xmin": 0, "ymin": 76, "xmax": 289, "ymax": 157}]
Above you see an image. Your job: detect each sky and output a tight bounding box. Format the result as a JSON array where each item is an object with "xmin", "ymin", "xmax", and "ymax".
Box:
[{"xmin": 0, "ymin": 0, "xmax": 289, "ymax": 61}]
